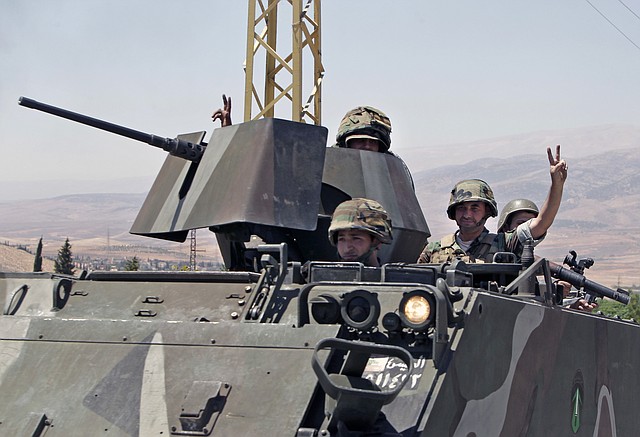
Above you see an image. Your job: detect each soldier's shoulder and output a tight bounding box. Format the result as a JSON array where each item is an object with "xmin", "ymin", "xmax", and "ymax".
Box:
[
  {"xmin": 429, "ymin": 240, "xmax": 442, "ymax": 249},
  {"xmin": 422, "ymin": 240, "xmax": 442, "ymax": 254}
]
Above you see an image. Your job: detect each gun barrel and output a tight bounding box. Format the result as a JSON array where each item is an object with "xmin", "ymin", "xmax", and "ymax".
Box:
[
  {"xmin": 548, "ymin": 262, "xmax": 630, "ymax": 305},
  {"xmin": 18, "ymin": 97, "xmax": 205, "ymax": 162}
]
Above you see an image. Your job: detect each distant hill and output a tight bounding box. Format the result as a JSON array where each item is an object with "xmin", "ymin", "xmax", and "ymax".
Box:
[
  {"xmin": 0, "ymin": 193, "xmax": 146, "ymax": 242},
  {"xmin": 1, "ymin": 126, "xmax": 639, "ymax": 286},
  {"xmin": 398, "ymin": 123, "xmax": 640, "ymax": 174},
  {"xmin": 0, "ymin": 244, "xmax": 55, "ymax": 272}
]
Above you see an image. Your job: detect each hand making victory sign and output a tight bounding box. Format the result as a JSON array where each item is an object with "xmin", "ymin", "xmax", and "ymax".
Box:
[
  {"xmin": 547, "ymin": 144, "xmax": 568, "ymax": 184},
  {"xmin": 211, "ymin": 94, "xmax": 232, "ymax": 127}
]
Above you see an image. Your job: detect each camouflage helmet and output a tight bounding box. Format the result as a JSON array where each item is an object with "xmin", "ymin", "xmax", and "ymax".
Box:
[
  {"xmin": 335, "ymin": 106, "xmax": 392, "ymax": 152},
  {"xmin": 328, "ymin": 198, "xmax": 393, "ymax": 245},
  {"xmin": 447, "ymin": 179, "xmax": 498, "ymax": 220},
  {"xmin": 497, "ymin": 198, "xmax": 539, "ymax": 232}
]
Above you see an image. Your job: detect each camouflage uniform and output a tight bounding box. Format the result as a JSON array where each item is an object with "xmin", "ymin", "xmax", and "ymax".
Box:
[
  {"xmin": 417, "ymin": 224, "xmax": 542, "ymax": 263},
  {"xmin": 418, "ymin": 179, "xmax": 543, "ymax": 263},
  {"xmin": 328, "ymin": 198, "xmax": 392, "ymax": 266}
]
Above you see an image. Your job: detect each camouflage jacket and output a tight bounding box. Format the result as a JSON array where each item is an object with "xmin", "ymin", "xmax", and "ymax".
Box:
[{"xmin": 417, "ymin": 220, "xmax": 544, "ymax": 264}]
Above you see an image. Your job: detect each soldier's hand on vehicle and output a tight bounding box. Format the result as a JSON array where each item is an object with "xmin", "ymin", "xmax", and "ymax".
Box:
[
  {"xmin": 547, "ymin": 144, "xmax": 568, "ymax": 183},
  {"xmin": 211, "ymin": 94, "xmax": 232, "ymax": 127},
  {"xmin": 569, "ymin": 298, "xmax": 598, "ymax": 312}
]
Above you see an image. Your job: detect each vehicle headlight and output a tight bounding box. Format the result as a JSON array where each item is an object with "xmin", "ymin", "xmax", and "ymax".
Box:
[
  {"xmin": 340, "ymin": 289, "xmax": 380, "ymax": 331},
  {"xmin": 398, "ymin": 290, "xmax": 434, "ymax": 331},
  {"xmin": 310, "ymin": 294, "xmax": 341, "ymax": 324}
]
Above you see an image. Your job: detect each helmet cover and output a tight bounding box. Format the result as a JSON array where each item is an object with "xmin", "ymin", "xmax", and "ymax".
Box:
[
  {"xmin": 447, "ymin": 179, "xmax": 498, "ymax": 220},
  {"xmin": 328, "ymin": 198, "xmax": 393, "ymax": 245},
  {"xmin": 335, "ymin": 106, "xmax": 392, "ymax": 152}
]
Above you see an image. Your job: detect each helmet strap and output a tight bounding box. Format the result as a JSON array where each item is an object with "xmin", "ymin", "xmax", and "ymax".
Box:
[
  {"xmin": 337, "ymin": 238, "xmax": 381, "ymax": 266},
  {"xmin": 354, "ymin": 240, "xmax": 381, "ymax": 266}
]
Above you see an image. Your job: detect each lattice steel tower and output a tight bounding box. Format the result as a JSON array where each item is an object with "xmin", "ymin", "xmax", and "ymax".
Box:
[{"xmin": 244, "ymin": 0, "xmax": 323, "ymax": 124}]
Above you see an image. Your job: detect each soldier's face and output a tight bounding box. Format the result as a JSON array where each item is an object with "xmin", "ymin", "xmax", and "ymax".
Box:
[
  {"xmin": 346, "ymin": 138, "xmax": 380, "ymax": 152},
  {"xmin": 507, "ymin": 211, "xmax": 537, "ymax": 231},
  {"xmin": 455, "ymin": 201, "xmax": 487, "ymax": 230},
  {"xmin": 337, "ymin": 229, "xmax": 376, "ymax": 261}
]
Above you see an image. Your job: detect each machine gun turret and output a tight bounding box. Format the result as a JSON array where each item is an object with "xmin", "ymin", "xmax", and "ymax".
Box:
[
  {"xmin": 18, "ymin": 97, "xmax": 206, "ymax": 162},
  {"xmin": 548, "ymin": 252, "xmax": 630, "ymax": 305},
  {"xmin": 18, "ymin": 96, "xmax": 429, "ymax": 270}
]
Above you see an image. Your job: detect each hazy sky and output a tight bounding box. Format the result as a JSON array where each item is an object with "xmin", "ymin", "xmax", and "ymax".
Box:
[{"xmin": 2, "ymin": 0, "xmax": 640, "ymax": 200}]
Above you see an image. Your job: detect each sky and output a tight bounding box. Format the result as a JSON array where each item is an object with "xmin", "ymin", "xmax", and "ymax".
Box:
[{"xmin": 2, "ymin": 0, "xmax": 640, "ymax": 200}]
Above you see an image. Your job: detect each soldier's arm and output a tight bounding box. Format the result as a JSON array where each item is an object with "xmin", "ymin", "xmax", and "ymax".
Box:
[{"xmin": 529, "ymin": 145, "xmax": 567, "ymax": 240}]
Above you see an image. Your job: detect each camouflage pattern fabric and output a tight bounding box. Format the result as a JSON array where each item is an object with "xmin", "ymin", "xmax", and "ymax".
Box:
[
  {"xmin": 447, "ymin": 178, "xmax": 498, "ymax": 219},
  {"xmin": 328, "ymin": 198, "xmax": 393, "ymax": 245},
  {"xmin": 335, "ymin": 106, "xmax": 392, "ymax": 152},
  {"xmin": 418, "ymin": 228, "xmax": 523, "ymax": 263}
]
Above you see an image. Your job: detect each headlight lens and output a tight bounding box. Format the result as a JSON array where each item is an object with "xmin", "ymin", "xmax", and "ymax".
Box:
[
  {"xmin": 403, "ymin": 295, "xmax": 431, "ymax": 324},
  {"xmin": 346, "ymin": 296, "xmax": 370, "ymax": 323},
  {"xmin": 399, "ymin": 290, "xmax": 434, "ymax": 331},
  {"xmin": 340, "ymin": 289, "xmax": 380, "ymax": 331}
]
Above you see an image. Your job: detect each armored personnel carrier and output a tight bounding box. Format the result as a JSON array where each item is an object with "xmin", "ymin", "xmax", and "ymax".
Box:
[{"xmin": 0, "ymin": 98, "xmax": 636, "ymax": 436}]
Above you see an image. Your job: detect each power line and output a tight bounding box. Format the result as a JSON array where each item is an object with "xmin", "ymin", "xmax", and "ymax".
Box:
[
  {"xmin": 584, "ymin": 0, "xmax": 640, "ymax": 52},
  {"xmin": 617, "ymin": 0, "xmax": 640, "ymax": 22}
]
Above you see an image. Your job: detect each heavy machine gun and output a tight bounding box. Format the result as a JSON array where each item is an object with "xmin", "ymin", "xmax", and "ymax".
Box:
[
  {"xmin": 19, "ymin": 97, "xmax": 206, "ymax": 162},
  {"xmin": 17, "ymin": 96, "xmax": 430, "ymax": 270}
]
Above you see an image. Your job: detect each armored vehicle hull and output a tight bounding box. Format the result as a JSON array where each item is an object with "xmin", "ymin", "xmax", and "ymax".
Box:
[
  {"xmin": 4, "ymin": 99, "xmax": 637, "ymax": 436},
  {"xmin": 1, "ymin": 261, "xmax": 638, "ymax": 436}
]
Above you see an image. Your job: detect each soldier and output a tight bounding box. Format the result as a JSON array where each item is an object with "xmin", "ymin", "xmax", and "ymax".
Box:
[
  {"xmin": 335, "ymin": 106, "xmax": 414, "ymax": 189},
  {"xmin": 335, "ymin": 106, "xmax": 393, "ymax": 153},
  {"xmin": 418, "ymin": 146, "xmax": 567, "ymax": 263},
  {"xmin": 498, "ymin": 198, "xmax": 597, "ymax": 312},
  {"xmin": 328, "ymin": 198, "xmax": 393, "ymax": 267},
  {"xmin": 497, "ymin": 198, "xmax": 539, "ymax": 233}
]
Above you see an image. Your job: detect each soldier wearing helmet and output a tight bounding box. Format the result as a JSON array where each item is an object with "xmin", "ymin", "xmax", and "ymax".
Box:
[
  {"xmin": 328, "ymin": 198, "xmax": 393, "ymax": 267},
  {"xmin": 497, "ymin": 198, "xmax": 596, "ymax": 312},
  {"xmin": 334, "ymin": 106, "xmax": 414, "ymax": 188},
  {"xmin": 418, "ymin": 146, "xmax": 568, "ymax": 263},
  {"xmin": 497, "ymin": 199, "xmax": 540, "ymax": 233},
  {"xmin": 335, "ymin": 106, "xmax": 392, "ymax": 153}
]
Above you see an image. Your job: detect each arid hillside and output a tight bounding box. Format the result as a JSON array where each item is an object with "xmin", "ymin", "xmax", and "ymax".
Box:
[{"xmin": 0, "ymin": 244, "xmax": 55, "ymax": 272}]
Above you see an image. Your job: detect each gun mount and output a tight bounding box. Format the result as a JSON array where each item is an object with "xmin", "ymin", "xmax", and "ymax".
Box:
[{"xmin": 17, "ymin": 97, "xmax": 430, "ymax": 271}]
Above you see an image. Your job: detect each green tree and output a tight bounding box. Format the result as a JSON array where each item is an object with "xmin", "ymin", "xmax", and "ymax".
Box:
[
  {"xmin": 597, "ymin": 293, "xmax": 640, "ymax": 320},
  {"xmin": 54, "ymin": 238, "xmax": 75, "ymax": 275},
  {"xmin": 33, "ymin": 237, "xmax": 43, "ymax": 272},
  {"xmin": 124, "ymin": 256, "xmax": 140, "ymax": 271}
]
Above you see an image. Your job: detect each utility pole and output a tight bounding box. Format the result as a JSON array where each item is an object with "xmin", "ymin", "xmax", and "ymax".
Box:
[
  {"xmin": 244, "ymin": 0, "xmax": 323, "ymax": 125},
  {"xmin": 189, "ymin": 229, "xmax": 196, "ymax": 271},
  {"xmin": 189, "ymin": 229, "xmax": 206, "ymax": 271}
]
